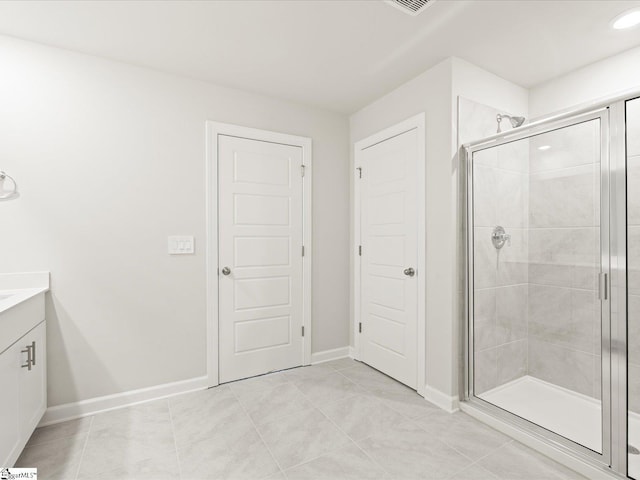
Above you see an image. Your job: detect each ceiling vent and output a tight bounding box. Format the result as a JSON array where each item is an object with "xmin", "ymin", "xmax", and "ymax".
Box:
[{"xmin": 385, "ymin": 0, "xmax": 436, "ymax": 16}]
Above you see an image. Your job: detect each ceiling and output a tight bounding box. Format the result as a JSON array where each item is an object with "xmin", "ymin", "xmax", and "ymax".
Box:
[{"xmin": 1, "ymin": 0, "xmax": 640, "ymax": 114}]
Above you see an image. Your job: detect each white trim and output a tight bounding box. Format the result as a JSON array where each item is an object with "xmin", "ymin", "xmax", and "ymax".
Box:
[
  {"xmin": 352, "ymin": 113, "xmax": 427, "ymax": 396},
  {"xmin": 205, "ymin": 121, "xmax": 313, "ymax": 387},
  {"xmin": 348, "ymin": 346, "xmax": 357, "ymax": 358},
  {"xmin": 460, "ymin": 403, "xmax": 619, "ymax": 480},
  {"xmin": 310, "ymin": 347, "xmax": 350, "ymax": 365},
  {"xmin": 424, "ymin": 384, "xmax": 460, "ymax": 413},
  {"xmin": 39, "ymin": 376, "xmax": 209, "ymax": 427}
]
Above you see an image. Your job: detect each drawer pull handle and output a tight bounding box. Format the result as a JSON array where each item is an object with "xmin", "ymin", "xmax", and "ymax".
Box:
[{"xmin": 21, "ymin": 341, "xmax": 36, "ymax": 370}]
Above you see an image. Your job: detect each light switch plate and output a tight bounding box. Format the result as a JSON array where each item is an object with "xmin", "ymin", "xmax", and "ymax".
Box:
[{"xmin": 168, "ymin": 236, "xmax": 194, "ymax": 255}]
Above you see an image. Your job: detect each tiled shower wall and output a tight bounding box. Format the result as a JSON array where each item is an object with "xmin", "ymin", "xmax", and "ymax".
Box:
[
  {"xmin": 526, "ymin": 121, "xmax": 602, "ymax": 400},
  {"xmin": 627, "ymin": 97, "xmax": 640, "ymax": 414},
  {"xmin": 460, "ymin": 98, "xmax": 529, "ymax": 394}
]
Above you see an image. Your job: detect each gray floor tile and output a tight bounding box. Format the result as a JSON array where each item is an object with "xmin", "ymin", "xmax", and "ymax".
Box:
[
  {"xmin": 356, "ymin": 421, "xmax": 472, "ymax": 479},
  {"xmin": 294, "ymin": 372, "xmax": 364, "ymax": 407},
  {"xmin": 284, "ymin": 442, "xmax": 389, "ymax": 479},
  {"xmin": 227, "ymin": 371, "xmax": 290, "ymax": 395},
  {"xmin": 414, "ymin": 410, "xmax": 511, "ymax": 461},
  {"xmin": 77, "ymin": 455, "xmax": 179, "ymax": 480},
  {"xmin": 338, "ymin": 363, "xmax": 401, "ymax": 391},
  {"xmin": 235, "ymin": 382, "xmax": 313, "ymax": 426},
  {"xmin": 258, "ymin": 406, "xmax": 351, "ymax": 470},
  {"xmin": 450, "ymin": 464, "xmax": 500, "ymax": 479},
  {"xmin": 27, "ymin": 416, "xmax": 93, "ymax": 447},
  {"xmin": 322, "ymin": 358, "xmax": 360, "ymax": 371},
  {"xmin": 16, "ymin": 433, "xmax": 87, "ymax": 480},
  {"xmin": 320, "ymin": 392, "xmax": 406, "ymax": 441},
  {"xmin": 283, "ymin": 364, "xmax": 336, "ymax": 382},
  {"xmin": 362, "ymin": 383, "xmax": 439, "ymax": 419}
]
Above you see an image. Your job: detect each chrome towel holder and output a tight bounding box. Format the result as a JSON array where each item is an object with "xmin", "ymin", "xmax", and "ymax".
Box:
[{"xmin": 0, "ymin": 171, "xmax": 19, "ymax": 200}]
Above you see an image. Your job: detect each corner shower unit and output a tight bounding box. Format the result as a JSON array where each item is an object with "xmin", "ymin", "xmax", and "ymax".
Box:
[{"xmin": 463, "ymin": 96, "xmax": 640, "ymax": 479}]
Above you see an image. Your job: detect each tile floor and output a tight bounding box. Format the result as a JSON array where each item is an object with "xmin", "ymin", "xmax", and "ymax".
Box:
[{"xmin": 17, "ymin": 359, "xmax": 586, "ymax": 479}]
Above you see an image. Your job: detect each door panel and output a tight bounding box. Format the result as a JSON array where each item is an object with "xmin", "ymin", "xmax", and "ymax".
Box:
[
  {"xmin": 360, "ymin": 128, "xmax": 418, "ymax": 389},
  {"xmin": 219, "ymin": 135, "xmax": 303, "ymax": 383}
]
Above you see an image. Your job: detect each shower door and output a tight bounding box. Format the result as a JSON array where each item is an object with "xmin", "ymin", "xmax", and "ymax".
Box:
[{"xmin": 466, "ymin": 108, "xmax": 611, "ymax": 464}]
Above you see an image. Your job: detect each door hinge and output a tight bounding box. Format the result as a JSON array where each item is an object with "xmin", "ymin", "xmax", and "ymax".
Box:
[
  {"xmin": 302, "ymin": 326, "xmax": 305, "ymax": 337},
  {"xmin": 358, "ymin": 245, "xmax": 362, "ymax": 256},
  {"xmin": 356, "ymin": 167, "xmax": 362, "ymax": 179},
  {"xmin": 301, "ymin": 164, "xmax": 306, "ymax": 177},
  {"xmin": 359, "ymin": 322, "xmax": 362, "ymax": 333},
  {"xmin": 302, "ymin": 245, "xmax": 305, "ymax": 257}
]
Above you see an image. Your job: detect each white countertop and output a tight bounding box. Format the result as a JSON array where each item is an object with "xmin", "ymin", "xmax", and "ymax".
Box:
[{"xmin": 0, "ymin": 272, "xmax": 50, "ymax": 314}]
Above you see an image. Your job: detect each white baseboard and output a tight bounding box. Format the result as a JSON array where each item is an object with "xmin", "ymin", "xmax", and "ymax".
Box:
[
  {"xmin": 348, "ymin": 346, "xmax": 357, "ymax": 359},
  {"xmin": 40, "ymin": 376, "xmax": 210, "ymax": 427},
  {"xmin": 310, "ymin": 346, "xmax": 350, "ymax": 364},
  {"xmin": 423, "ymin": 384, "xmax": 460, "ymax": 413}
]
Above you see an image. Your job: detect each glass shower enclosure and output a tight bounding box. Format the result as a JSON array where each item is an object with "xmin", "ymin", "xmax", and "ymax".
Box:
[{"xmin": 464, "ymin": 99, "xmax": 637, "ymax": 478}]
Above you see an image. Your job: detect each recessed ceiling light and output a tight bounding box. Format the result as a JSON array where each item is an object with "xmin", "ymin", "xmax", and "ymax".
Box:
[
  {"xmin": 612, "ymin": 9, "xmax": 640, "ymax": 30},
  {"xmin": 538, "ymin": 145, "xmax": 551, "ymax": 151}
]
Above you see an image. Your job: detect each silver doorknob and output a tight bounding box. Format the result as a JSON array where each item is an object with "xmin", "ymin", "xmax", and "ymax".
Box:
[
  {"xmin": 403, "ymin": 268, "xmax": 415, "ymax": 277},
  {"xmin": 221, "ymin": 267, "xmax": 231, "ymax": 276}
]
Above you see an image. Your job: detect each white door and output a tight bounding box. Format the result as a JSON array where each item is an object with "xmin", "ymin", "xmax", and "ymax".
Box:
[
  {"xmin": 218, "ymin": 134, "xmax": 304, "ymax": 383},
  {"xmin": 359, "ymin": 128, "xmax": 418, "ymax": 389}
]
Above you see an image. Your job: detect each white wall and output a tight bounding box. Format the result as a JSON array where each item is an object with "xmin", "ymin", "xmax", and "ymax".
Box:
[
  {"xmin": 350, "ymin": 58, "xmax": 454, "ymax": 398},
  {"xmin": 530, "ymin": 45, "xmax": 640, "ymax": 118},
  {"xmin": 0, "ymin": 35, "xmax": 350, "ymax": 407},
  {"xmin": 349, "ymin": 57, "xmax": 528, "ymax": 403}
]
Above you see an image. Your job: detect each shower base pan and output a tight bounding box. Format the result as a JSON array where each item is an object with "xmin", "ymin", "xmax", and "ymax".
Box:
[{"xmin": 479, "ymin": 375, "xmax": 639, "ymax": 478}]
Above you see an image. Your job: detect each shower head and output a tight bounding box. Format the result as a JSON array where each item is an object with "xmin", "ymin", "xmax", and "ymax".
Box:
[{"xmin": 496, "ymin": 113, "xmax": 526, "ymax": 133}]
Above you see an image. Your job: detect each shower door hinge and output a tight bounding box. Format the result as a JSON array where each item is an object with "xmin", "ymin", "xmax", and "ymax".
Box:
[
  {"xmin": 358, "ymin": 245, "xmax": 362, "ymax": 256},
  {"xmin": 302, "ymin": 326, "xmax": 305, "ymax": 337},
  {"xmin": 356, "ymin": 167, "xmax": 362, "ymax": 179},
  {"xmin": 302, "ymin": 245, "xmax": 305, "ymax": 257},
  {"xmin": 599, "ymin": 273, "xmax": 608, "ymax": 300},
  {"xmin": 359, "ymin": 322, "xmax": 362, "ymax": 333},
  {"xmin": 301, "ymin": 164, "xmax": 306, "ymax": 177}
]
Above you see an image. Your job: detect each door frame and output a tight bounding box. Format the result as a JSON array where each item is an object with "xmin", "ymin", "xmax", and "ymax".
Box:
[
  {"xmin": 205, "ymin": 121, "xmax": 313, "ymax": 387},
  {"xmin": 353, "ymin": 113, "xmax": 426, "ymax": 396}
]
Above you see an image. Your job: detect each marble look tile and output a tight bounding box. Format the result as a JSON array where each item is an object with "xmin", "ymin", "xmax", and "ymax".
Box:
[
  {"xmin": 474, "ymin": 288, "xmax": 497, "ymax": 351},
  {"xmin": 78, "ymin": 401, "xmax": 175, "ymax": 477},
  {"xmin": 284, "ymin": 442, "xmax": 389, "ymax": 480},
  {"xmin": 235, "ymin": 381, "xmax": 313, "ymax": 426},
  {"xmin": 357, "ymin": 421, "xmax": 471, "ymax": 479},
  {"xmin": 627, "ymin": 155, "xmax": 640, "ymax": 225},
  {"xmin": 529, "ymin": 120, "xmax": 599, "ymax": 173},
  {"xmin": 322, "ymin": 357, "xmax": 359, "ymax": 371},
  {"xmin": 473, "ymin": 165, "xmax": 498, "ymax": 227},
  {"xmin": 528, "ymin": 337, "xmax": 595, "ymax": 397},
  {"xmin": 414, "ymin": 410, "xmax": 510, "ymax": 461},
  {"xmin": 529, "ymin": 164, "xmax": 597, "ymax": 229},
  {"xmin": 265, "ymin": 471, "xmax": 286, "ymax": 480},
  {"xmin": 227, "ymin": 370, "xmax": 290, "ymax": 395},
  {"xmin": 451, "ymin": 464, "xmax": 499, "ymax": 479},
  {"xmin": 16, "ymin": 433, "xmax": 87, "ymax": 480},
  {"xmin": 472, "ymin": 147, "xmax": 498, "ymax": 168},
  {"xmin": 497, "ymin": 169, "xmax": 527, "ymax": 228},
  {"xmin": 320, "ymin": 392, "xmax": 406, "ymax": 440},
  {"xmin": 294, "ymin": 372, "xmax": 363, "ymax": 407},
  {"xmin": 628, "ymin": 98, "xmax": 640, "ymax": 158},
  {"xmin": 479, "ymin": 441, "xmax": 586, "ymax": 479},
  {"xmin": 338, "ymin": 363, "xmax": 405, "ymax": 392},
  {"xmin": 283, "ymin": 363, "xmax": 335, "ymax": 382},
  {"xmin": 362, "ymin": 382, "xmax": 439, "ymax": 419},
  {"xmin": 170, "ymin": 385, "xmax": 247, "ymax": 447},
  {"xmin": 629, "ymin": 295, "xmax": 640, "ymax": 366},
  {"xmin": 474, "ymin": 348, "xmax": 498, "ymax": 395},
  {"xmin": 257, "ymin": 407, "xmax": 350, "ymax": 470},
  {"xmin": 497, "ymin": 137, "xmax": 529, "ymax": 174},
  {"xmin": 529, "ymin": 262, "xmax": 573, "ymax": 288},
  {"xmin": 528, "ymin": 284, "xmax": 593, "ymax": 353},
  {"xmin": 178, "ymin": 415, "xmax": 279, "ymax": 480},
  {"xmin": 496, "ymin": 229, "xmax": 528, "ymax": 286},
  {"xmin": 497, "ymin": 339, "xmax": 527, "ymax": 385},
  {"xmin": 77, "ymin": 455, "xmax": 178, "ymax": 480},
  {"xmin": 474, "ymin": 227, "xmax": 497, "ymax": 289},
  {"xmin": 496, "ymin": 284, "xmax": 527, "ymax": 344},
  {"xmin": 27, "ymin": 416, "xmax": 92, "ymax": 447},
  {"xmin": 629, "ymin": 363, "xmax": 640, "ymax": 414}
]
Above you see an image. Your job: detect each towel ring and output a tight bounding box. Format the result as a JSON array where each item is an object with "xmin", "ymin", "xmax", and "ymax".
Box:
[{"xmin": 0, "ymin": 171, "xmax": 19, "ymax": 200}]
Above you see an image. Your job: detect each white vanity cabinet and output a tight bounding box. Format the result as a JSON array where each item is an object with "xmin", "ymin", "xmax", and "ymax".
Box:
[{"xmin": 0, "ymin": 290, "xmax": 47, "ymax": 467}]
